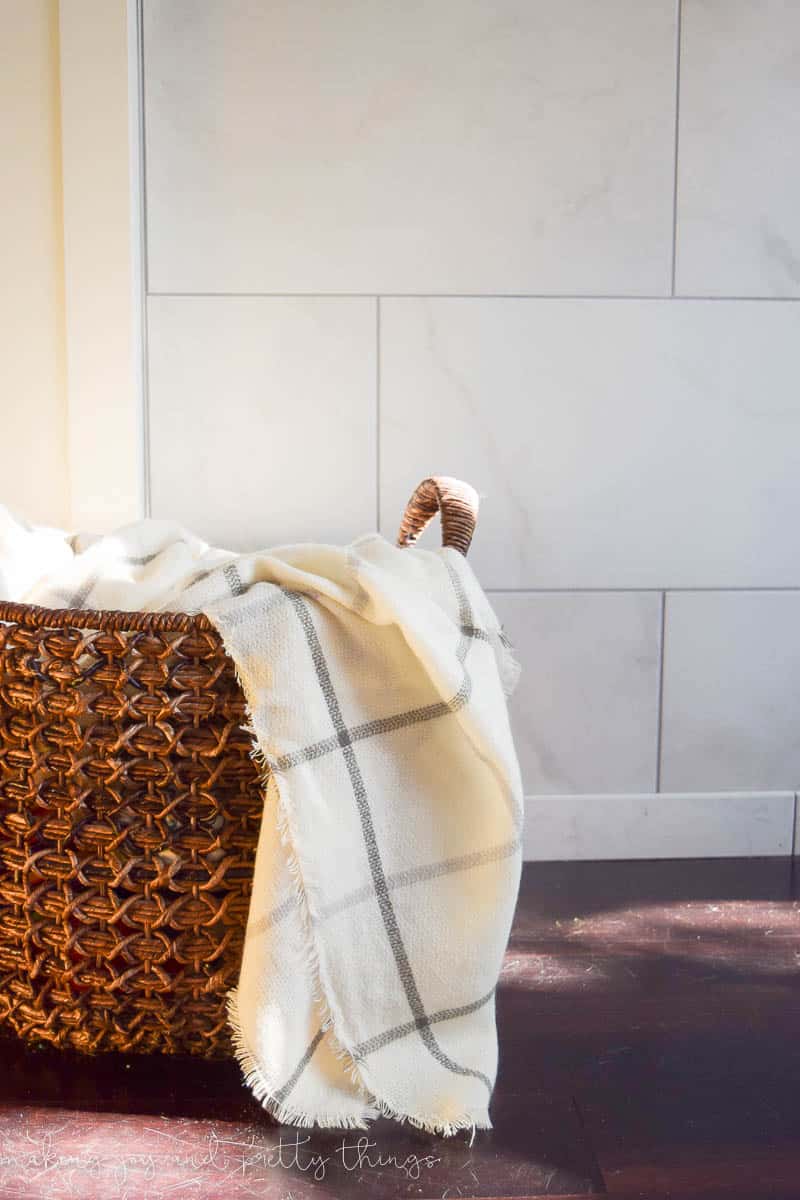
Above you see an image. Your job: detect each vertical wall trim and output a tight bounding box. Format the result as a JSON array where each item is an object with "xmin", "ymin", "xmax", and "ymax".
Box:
[
  {"xmin": 670, "ymin": 0, "xmax": 683, "ymax": 296},
  {"xmin": 59, "ymin": 0, "xmax": 142, "ymax": 530},
  {"xmin": 128, "ymin": 0, "xmax": 148, "ymax": 519},
  {"xmin": 129, "ymin": 0, "xmax": 150, "ymax": 517},
  {"xmin": 53, "ymin": 2, "xmax": 71, "ymax": 526},
  {"xmin": 792, "ymin": 793, "xmax": 798, "ymax": 857},
  {"xmin": 655, "ymin": 590, "xmax": 667, "ymax": 791},
  {"xmin": 376, "ymin": 296, "xmax": 381, "ymax": 532}
]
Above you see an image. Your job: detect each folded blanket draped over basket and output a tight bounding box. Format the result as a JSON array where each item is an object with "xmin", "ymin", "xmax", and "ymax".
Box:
[{"xmin": 0, "ymin": 509, "xmax": 523, "ymax": 1135}]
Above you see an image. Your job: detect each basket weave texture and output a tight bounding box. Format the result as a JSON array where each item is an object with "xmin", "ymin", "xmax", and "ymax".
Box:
[
  {"xmin": 0, "ymin": 477, "xmax": 478, "ymax": 1057},
  {"xmin": 0, "ymin": 612, "xmax": 260, "ymax": 1056}
]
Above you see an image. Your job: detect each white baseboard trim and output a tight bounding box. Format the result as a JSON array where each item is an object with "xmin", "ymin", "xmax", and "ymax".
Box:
[{"xmin": 522, "ymin": 792, "xmax": 797, "ymax": 861}]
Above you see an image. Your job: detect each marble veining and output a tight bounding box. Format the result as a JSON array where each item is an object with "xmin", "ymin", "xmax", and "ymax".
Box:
[
  {"xmin": 677, "ymin": 0, "xmax": 800, "ymax": 296},
  {"xmin": 144, "ymin": 0, "xmax": 676, "ymax": 295},
  {"xmin": 379, "ymin": 298, "xmax": 800, "ymax": 589}
]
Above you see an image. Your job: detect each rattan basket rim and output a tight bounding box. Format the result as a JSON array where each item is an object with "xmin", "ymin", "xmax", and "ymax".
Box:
[{"xmin": 0, "ymin": 600, "xmax": 211, "ymax": 634}]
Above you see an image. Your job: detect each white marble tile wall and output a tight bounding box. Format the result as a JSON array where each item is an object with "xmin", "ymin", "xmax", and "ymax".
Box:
[
  {"xmin": 676, "ymin": 0, "xmax": 800, "ymax": 297},
  {"xmin": 147, "ymin": 296, "xmax": 376, "ymax": 549},
  {"xmin": 377, "ymin": 298, "xmax": 800, "ymax": 589},
  {"xmin": 491, "ymin": 593, "xmax": 663, "ymax": 796},
  {"xmin": 143, "ymin": 0, "xmax": 676, "ymax": 296},
  {"xmin": 140, "ymin": 0, "xmax": 800, "ymax": 858},
  {"xmin": 660, "ymin": 592, "xmax": 800, "ymax": 794}
]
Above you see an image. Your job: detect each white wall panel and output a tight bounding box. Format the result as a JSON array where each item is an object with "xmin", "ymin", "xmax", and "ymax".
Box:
[
  {"xmin": 60, "ymin": 0, "xmax": 143, "ymax": 530},
  {"xmin": 661, "ymin": 591, "xmax": 800, "ymax": 793},
  {"xmin": 380, "ymin": 298, "xmax": 800, "ymax": 589},
  {"xmin": 143, "ymin": 0, "xmax": 676, "ymax": 296},
  {"xmin": 147, "ymin": 296, "xmax": 376, "ymax": 549},
  {"xmin": 493, "ymin": 592, "xmax": 662, "ymax": 795},
  {"xmin": 677, "ymin": 0, "xmax": 800, "ymax": 297}
]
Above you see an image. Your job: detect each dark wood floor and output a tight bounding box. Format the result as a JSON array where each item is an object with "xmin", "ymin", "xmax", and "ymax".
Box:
[{"xmin": 1, "ymin": 856, "xmax": 799, "ymax": 1199}]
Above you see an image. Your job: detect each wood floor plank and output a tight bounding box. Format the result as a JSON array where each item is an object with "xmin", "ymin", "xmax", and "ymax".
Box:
[
  {"xmin": 576, "ymin": 1028, "xmax": 800, "ymax": 1195},
  {"xmin": 542, "ymin": 858, "xmax": 800, "ymax": 1197},
  {"xmin": 0, "ymin": 856, "xmax": 796, "ymax": 1198}
]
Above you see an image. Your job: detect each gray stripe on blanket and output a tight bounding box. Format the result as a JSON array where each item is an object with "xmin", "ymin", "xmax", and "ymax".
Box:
[
  {"xmin": 275, "ymin": 989, "xmax": 494, "ymax": 1101},
  {"xmin": 223, "ymin": 562, "xmax": 246, "ymax": 597},
  {"xmin": 269, "ymin": 618, "xmax": 485, "ymax": 775},
  {"xmin": 213, "ymin": 585, "xmax": 290, "ymax": 629},
  {"xmin": 269, "ymin": 559, "xmax": 483, "ymax": 772},
  {"xmin": 271, "ymin": 694, "xmax": 458, "ymax": 772},
  {"xmin": 247, "ymin": 894, "xmax": 299, "ymax": 935},
  {"xmin": 286, "ymin": 585, "xmax": 492, "ymax": 1094},
  {"xmin": 121, "ymin": 551, "xmax": 163, "ymax": 566},
  {"xmin": 182, "ymin": 563, "xmax": 227, "ymax": 591},
  {"xmin": 67, "ymin": 574, "xmax": 99, "ymax": 609},
  {"xmin": 319, "ymin": 837, "xmax": 522, "ymax": 922},
  {"xmin": 271, "ymin": 1027, "xmax": 326, "ymax": 1105},
  {"xmin": 41, "ymin": 552, "xmax": 167, "ymax": 609},
  {"xmin": 246, "ymin": 837, "xmax": 521, "ymax": 940},
  {"xmin": 353, "ymin": 987, "xmax": 496, "ymax": 1060}
]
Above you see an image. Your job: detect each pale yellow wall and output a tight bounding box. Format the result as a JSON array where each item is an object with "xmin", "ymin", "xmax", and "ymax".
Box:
[
  {"xmin": 60, "ymin": 0, "xmax": 141, "ymax": 531},
  {"xmin": 0, "ymin": 0, "xmax": 140, "ymax": 532},
  {"xmin": 0, "ymin": 0, "xmax": 70, "ymax": 527}
]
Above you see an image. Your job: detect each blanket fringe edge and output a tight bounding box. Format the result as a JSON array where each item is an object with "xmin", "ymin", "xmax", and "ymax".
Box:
[{"xmin": 226, "ymin": 986, "xmax": 376, "ymax": 1130}]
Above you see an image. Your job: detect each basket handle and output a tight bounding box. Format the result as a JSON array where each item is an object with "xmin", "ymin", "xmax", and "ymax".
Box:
[{"xmin": 396, "ymin": 476, "xmax": 479, "ymax": 556}]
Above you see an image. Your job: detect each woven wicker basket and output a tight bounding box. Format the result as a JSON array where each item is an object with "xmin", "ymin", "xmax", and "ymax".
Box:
[{"xmin": 0, "ymin": 477, "xmax": 478, "ymax": 1058}]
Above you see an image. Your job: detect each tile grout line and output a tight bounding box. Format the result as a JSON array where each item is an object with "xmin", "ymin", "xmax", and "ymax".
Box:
[
  {"xmin": 670, "ymin": 0, "xmax": 683, "ymax": 297},
  {"xmin": 375, "ymin": 297, "xmax": 381, "ymax": 532},
  {"xmin": 145, "ymin": 291, "xmax": 800, "ymax": 302},
  {"xmin": 655, "ymin": 591, "xmax": 667, "ymax": 793},
  {"xmin": 486, "ymin": 586, "xmax": 800, "ymax": 595},
  {"xmin": 524, "ymin": 791, "xmax": 794, "ymax": 799}
]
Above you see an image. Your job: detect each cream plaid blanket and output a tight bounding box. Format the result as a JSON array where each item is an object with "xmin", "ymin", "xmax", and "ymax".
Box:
[{"xmin": 1, "ymin": 510, "xmax": 523, "ymax": 1135}]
